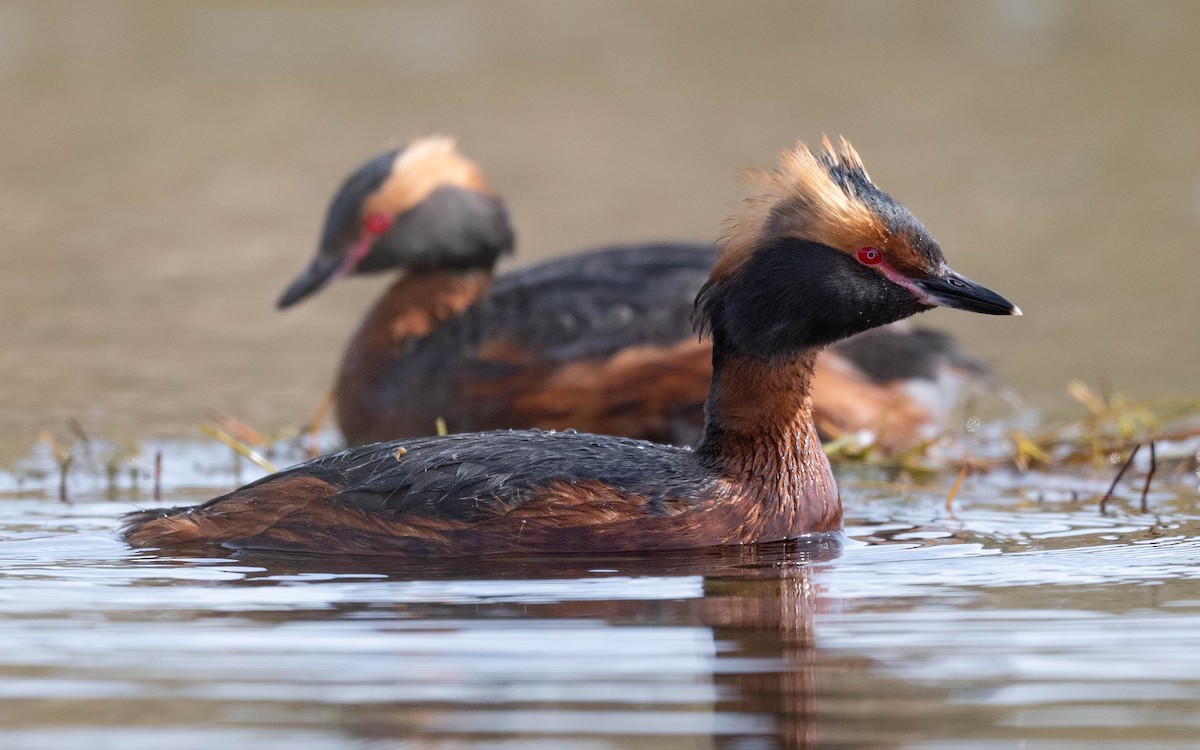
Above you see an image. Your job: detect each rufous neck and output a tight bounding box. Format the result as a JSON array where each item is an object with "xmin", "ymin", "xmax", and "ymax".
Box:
[
  {"xmin": 358, "ymin": 269, "xmax": 492, "ymax": 345},
  {"xmin": 697, "ymin": 348, "xmax": 840, "ymax": 533}
]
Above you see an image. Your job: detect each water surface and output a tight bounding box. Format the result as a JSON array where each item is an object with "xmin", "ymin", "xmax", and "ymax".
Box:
[{"xmin": 2, "ymin": 442, "xmax": 1199, "ymax": 748}]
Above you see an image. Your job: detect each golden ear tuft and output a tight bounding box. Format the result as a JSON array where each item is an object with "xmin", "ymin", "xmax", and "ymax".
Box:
[
  {"xmin": 399, "ymin": 135, "xmax": 461, "ymax": 163},
  {"xmin": 366, "ymin": 136, "xmax": 491, "ymax": 218},
  {"xmin": 709, "ymin": 138, "xmax": 888, "ymax": 284}
]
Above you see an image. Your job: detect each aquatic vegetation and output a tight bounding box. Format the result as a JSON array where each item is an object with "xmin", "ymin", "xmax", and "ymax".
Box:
[
  {"xmin": 5, "ymin": 381, "xmax": 1198, "ymax": 511},
  {"xmin": 1014, "ymin": 382, "xmax": 1200, "ymax": 471},
  {"xmin": 33, "ymin": 422, "xmax": 144, "ymax": 501}
]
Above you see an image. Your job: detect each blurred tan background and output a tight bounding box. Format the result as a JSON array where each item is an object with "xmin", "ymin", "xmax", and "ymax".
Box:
[{"xmin": 2, "ymin": 0, "xmax": 1197, "ymax": 448}]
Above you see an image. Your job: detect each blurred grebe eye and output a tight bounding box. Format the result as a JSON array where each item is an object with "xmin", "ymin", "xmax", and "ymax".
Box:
[{"xmin": 364, "ymin": 212, "xmax": 393, "ymax": 235}]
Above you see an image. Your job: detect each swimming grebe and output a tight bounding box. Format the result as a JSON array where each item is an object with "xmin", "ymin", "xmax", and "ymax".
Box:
[
  {"xmin": 124, "ymin": 138, "xmax": 1018, "ymax": 554},
  {"xmin": 280, "ymin": 137, "xmax": 991, "ymax": 454}
]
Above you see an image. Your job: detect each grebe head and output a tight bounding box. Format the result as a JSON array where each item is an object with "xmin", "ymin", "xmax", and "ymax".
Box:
[
  {"xmin": 696, "ymin": 137, "xmax": 1019, "ymax": 359},
  {"xmin": 278, "ymin": 136, "xmax": 514, "ymax": 308}
]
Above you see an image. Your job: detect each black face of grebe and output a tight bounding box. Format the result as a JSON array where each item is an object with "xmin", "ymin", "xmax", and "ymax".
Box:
[{"xmin": 696, "ymin": 137, "xmax": 1017, "ymax": 361}]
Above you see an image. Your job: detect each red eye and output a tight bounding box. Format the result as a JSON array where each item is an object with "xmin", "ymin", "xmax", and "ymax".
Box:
[
  {"xmin": 364, "ymin": 212, "xmax": 392, "ymax": 235},
  {"xmin": 857, "ymin": 247, "xmax": 883, "ymax": 266}
]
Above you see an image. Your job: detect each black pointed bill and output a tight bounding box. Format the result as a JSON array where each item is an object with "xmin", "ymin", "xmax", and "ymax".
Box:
[
  {"xmin": 277, "ymin": 253, "xmax": 342, "ymax": 309},
  {"xmin": 915, "ymin": 269, "xmax": 1021, "ymax": 316},
  {"xmin": 277, "ymin": 225, "xmax": 385, "ymax": 309}
]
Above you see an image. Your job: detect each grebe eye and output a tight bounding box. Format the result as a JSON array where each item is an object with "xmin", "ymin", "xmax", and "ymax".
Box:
[
  {"xmin": 364, "ymin": 212, "xmax": 392, "ymax": 235},
  {"xmin": 857, "ymin": 247, "xmax": 883, "ymax": 266}
]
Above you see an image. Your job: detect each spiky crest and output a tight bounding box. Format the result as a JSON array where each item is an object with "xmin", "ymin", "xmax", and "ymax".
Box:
[{"xmin": 708, "ymin": 136, "xmax": 890, "ymax": 284}]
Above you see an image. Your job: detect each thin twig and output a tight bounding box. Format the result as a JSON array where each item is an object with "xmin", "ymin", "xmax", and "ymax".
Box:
[
  {"xmin": 68, "ymin": 418, "xmax": 92, "ymax": 460},
  {"xmin": 1139, "ymin": 441, "xmax": 1156, "ymax": 513},
  {"xmin": 307, "ymin": 389, "xmax": 335, "ymax": 458},
  {"xmin": 945, "ymin": 464, "xmax": 969, "ymax": 513},
  {"xmin": 153, "ymin": 450, "xmax": 163, "ymax": 502},
  {"xmin": 58, "ymin": 455, "xmax": 72, "ymax": 503},
  {"xmin": 216, "ymin": 413, "xmax": 267, "ymax": 447},
  {"xmin": 1100, "ymin": 443, "xmax": 1140, "ymax": 514},
  {"xmin": 200, "ymin": 424, "xmax": 278, "ymax": 473}
]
